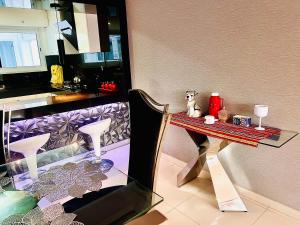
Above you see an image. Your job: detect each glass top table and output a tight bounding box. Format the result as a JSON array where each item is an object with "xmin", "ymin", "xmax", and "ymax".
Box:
[
  {"xmin": 258, "ymin": 130, "xmax": 298, "ymax": 148},
  {"xmin": 171, "ymin": 112, "xmax": 298, "ymax": 148},
  {"xmin": 0, "ymin": 148, "xmax": 163, "ymax": 225}
]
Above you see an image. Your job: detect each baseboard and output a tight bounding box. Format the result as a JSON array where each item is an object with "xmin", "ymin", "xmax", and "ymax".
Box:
[
  {"xmin": 235, "ymin": 185, "xmax": 300, "ymax": 220},
  {"xmin": 198, "ymin": 169, "xmax": 300, "ymax": 220}
]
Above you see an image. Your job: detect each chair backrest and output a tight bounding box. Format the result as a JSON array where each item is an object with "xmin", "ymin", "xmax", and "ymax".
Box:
[{"xmin": 128, "ymin": 89, "xmax": 170, "ymax": 190}]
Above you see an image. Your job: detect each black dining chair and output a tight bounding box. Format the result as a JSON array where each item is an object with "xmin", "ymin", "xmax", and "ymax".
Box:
[
  {"xmin": 63, "ymin": 89, "xmax": 170, "ymax": 224},
  {"xmin": 127, "ymin": 89, "xmax": 170, "ymax": 190}
]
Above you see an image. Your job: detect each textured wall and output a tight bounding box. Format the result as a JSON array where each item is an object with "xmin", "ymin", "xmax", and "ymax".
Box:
[{"xmin": 126, "ymin": 0, "xmax": 300, "ymax": 210}]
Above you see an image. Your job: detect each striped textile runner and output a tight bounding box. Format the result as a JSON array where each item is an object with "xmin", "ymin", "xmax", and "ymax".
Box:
[{"xmin": 170, "ymin": 112, "xmax": 281, "ymax": 147}]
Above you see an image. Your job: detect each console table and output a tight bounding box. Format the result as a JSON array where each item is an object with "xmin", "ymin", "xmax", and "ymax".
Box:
[{"xmin": 170, "ymin": 112, "xmax": 298, "ymax": 212}]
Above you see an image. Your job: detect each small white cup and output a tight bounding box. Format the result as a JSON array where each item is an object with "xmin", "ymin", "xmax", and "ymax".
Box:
[{"xmin": 205, "ymin": 115, "xmax": 215, "ymax": 124}]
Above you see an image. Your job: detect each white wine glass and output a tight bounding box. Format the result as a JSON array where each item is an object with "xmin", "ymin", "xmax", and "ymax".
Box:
[{"xmin": 254, "ymin": 105, "xmax": 268, "ymax": 130}]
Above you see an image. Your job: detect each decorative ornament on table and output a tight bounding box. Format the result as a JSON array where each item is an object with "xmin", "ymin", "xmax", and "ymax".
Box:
[
  {"xmin": 185, "ymin": 90, "xmax": 202, "ymax": 118},
  {"xmin": 218, "ymin": 106, "xmax": 229, "ymax": 122},
  {"xmin": 233, "ymin": 115, "xmax": 251, "ymax": 127}
]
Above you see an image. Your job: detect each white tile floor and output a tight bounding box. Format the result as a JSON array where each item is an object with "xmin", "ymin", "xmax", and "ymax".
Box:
[{"xmin": 105, "ymin": 145, "xmax": 300, "ymax": 225}]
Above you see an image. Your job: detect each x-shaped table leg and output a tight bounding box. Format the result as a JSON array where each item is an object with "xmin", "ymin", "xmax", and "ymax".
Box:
[{"xmin": 177, "ymin": 130, "xmax": 247, "ymax": 212}]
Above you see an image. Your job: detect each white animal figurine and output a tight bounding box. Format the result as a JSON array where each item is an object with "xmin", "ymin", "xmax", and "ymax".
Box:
[{"xmin": 186, "ymin": 90, "xmax": 202, "ymax": 117}]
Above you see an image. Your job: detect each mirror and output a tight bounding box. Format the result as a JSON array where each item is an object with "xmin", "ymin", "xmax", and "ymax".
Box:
[
  {"xmin": 0, "ymin": 0, "xmax": 59, "ymax": 71},
  {"xmin": 0, "ymin": 0, "xmax": 121, "ymax": 73},
  {"xmin": 73, "ymin": 3, "xmax": 101, "ymax": 53}
]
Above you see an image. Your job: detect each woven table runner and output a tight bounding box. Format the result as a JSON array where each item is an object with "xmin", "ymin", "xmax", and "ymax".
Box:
[{"xmin": 170, "ymin": 112, "xmax": 281, "ymax": 147}]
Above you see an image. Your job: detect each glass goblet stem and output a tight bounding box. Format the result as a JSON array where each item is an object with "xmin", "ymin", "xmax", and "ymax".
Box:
[{"xmin": 259, "ymin": 117, "xmax": 262, "ymax": 129}]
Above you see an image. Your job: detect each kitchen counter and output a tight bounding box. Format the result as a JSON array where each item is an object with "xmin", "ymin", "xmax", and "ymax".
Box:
[
  {"xmin": 0, "ymin": 89, "xmax": 110, "ymax": 110},
  {"xmin": 0, "ymin": 84, "xmax": 126, "ymax": 115},
  {"xmin": 0, "ymin": 84, "xmax": 129, "ymax": 164},
  {"xmin": 0, "ymin": 85, "xmax": 58, "ymax": 99}
]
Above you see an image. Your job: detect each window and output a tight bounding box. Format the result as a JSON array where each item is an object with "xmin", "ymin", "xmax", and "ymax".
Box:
[
  {"xmin": 84, "ymin": 52, "xmax": 104, "ymax": 63},
  {"xmin": 83, "ymin": 35, "xmax": 122, "ymax": 63},
  {"xmin": 106, "ymin": 35, "xmax": 122, "ymax": 61},
  {"xmin": 0, "ymin": 0, "xmax": 32, "ymax": 8},
  {"xmin": 0, "ymin": 32, "xmax": 41, "ymax": 68}
]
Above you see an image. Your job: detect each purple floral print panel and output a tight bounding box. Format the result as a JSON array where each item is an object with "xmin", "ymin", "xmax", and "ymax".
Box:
[{"xmin": 4, "ymin": 102, "xmax": 130, "ymax": 161}]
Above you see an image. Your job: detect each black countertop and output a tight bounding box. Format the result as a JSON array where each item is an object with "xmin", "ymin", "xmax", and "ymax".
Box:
[
  {"xmin": 0, "ymin": 84, "xmax": 127, "ymax": 117},
  {"xmin": 0, "ymin": 85, "xmax": 60, "ymax": 99}
]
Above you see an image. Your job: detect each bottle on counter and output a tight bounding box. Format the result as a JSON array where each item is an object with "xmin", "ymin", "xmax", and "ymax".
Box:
[
  {"xmin": 108, "ymin": 82, "xmax": 113, "ymax": 90},
  {"xmin": 104, "ymin": 82, "xmax": 109, "ymax": 90},
  {"xmin": 111, "ymin": 82, "xmax": 117, "ymax": 91},
  {"xmin": 101, "ymin": 82, "xmax": 105, "ymax": 90}
]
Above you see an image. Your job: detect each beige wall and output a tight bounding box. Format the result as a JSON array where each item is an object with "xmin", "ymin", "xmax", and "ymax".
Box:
[
  {"xmin": 126, "ymin": 0, "xmax": 300, "ymax": 210},
  {"xmin": 0, "ymin": 7, "xmax": 48, "ymax": 27}
]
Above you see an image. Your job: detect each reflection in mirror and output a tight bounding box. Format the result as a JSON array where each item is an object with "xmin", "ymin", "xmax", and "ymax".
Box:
[
  {"xmin": 84, "ymin": 52, "xmax": 104, "ymax": 63},
  {"xmin": 0, "ymin": 0, "xmax": 32, "ymax": 8},
  {"xmin": 83, "ymin": 35, "xmax": 122, "ymax": 63},
  {"xmin": 0, "ymin": 0, "xmax": 48, "ymax": 72},
  {"xmin": 107, "ymin": 6, "xmax": 120, "ymax": 34},
  {"xmin": 53, "ymin": 1, "xmax": 79, "ymax": 52},
  {"xmin": 73, "ymin": 2, "xmax": 100, "ymax": 53},
  {"xmin": 0, "ymin": 32, "xmax": 41, "ymax": 67},
  {"xmin": 107, "ymin": 35, "xmax": 121, "ymax": 60},
  {"xmin": 0, "ymin": 0, "xmax": 45, "ymax": 9},
  {"xmin": 83, "ymin": 5, "xmax": 122, "ymax": 64},
  {"xmin": 0, "ymin": 0, "xmax": 125, "ymax": 73}
]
